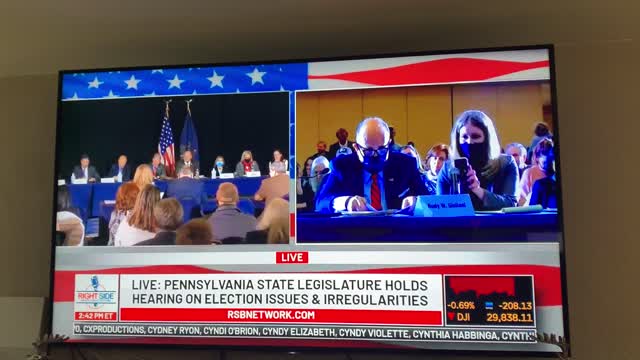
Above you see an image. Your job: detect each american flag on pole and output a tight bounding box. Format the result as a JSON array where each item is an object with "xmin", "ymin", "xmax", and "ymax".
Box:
[{"xmin": 158, "ymin": 102, "xmax": 176, "ymax": 177}]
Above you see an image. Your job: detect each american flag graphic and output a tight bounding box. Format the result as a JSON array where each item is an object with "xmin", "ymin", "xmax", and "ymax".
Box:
[
  {"xmin": 60, "ymin": 49, "xmax": 550, "ymax": 101},
  {"xmin": 158, "ymin": 104, "xmax": 176, "ymax": 177}
]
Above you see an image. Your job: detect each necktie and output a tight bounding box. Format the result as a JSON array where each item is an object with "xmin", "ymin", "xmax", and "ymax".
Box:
[{"xmin": 371, "ymin": 173, "xmax": 382, "ymax": 210}]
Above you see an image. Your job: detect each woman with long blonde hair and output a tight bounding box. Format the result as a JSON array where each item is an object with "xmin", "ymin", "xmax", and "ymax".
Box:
[
  {"xmin": 249, "ymin": 198, "xmax": 289, "ymax": 244},
  {"xmin": 133, "ymin": 164, "xmax": 154, "ymax": 189},
  {"xmin": 235, "ymin": 150, "xmax": 260, "ymax": 176},
  {"xmin": 114, "ymin": 184, "xmax": 161, "ymax": 246}
]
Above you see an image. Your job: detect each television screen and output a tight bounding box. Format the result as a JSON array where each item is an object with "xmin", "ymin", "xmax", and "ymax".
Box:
[{"xmin": 51, "ymin": 45, "xmax": 567, "ymax": 355}]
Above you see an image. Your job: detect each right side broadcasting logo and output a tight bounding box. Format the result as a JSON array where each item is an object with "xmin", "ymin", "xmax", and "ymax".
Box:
[
  {"xmin": 76, "ymin": 275, "xmax": 116, "ymax": 309},
  {"xmin": 74, "ymin": 274, "xmax": 119, "ymax": 320}
]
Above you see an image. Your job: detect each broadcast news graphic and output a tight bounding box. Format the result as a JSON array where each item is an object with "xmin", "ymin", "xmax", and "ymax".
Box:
[{"xmin": 52, "ymin": 45, "xmax": 567, "ymax": 354}]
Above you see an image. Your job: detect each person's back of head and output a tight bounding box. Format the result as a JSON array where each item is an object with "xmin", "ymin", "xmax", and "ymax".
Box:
[
  {"xmin": 128, "ymin": 184, "xmax": 161, "ymax": 232},
  {"xmin": 176, "ymin": 219, "xmax": 215, "ymax": 245},
  {"xmin": 257, "ymin": 198, "xmax": 289, "ymax": 244},
  {"xmin": 57, "ymin": 185, "xmax": 73, "ymax": 212},
  {"xmin": 115, "ymin": 182, "xmax": 140, "ymax": 213},
  {"xmin": 179, "ymin": 166, "xmax": 193, "ymax": 178},
  {"xmin": 133, "ymin": 164, "xmax": 154, "ymax": 189},
  {"xmin": 216, "ymin": 182, "xmax": 239, "ymax": 206},
  {"xmin": 534, "ymin": 122, "xmax": 551, "ymax": 137},
  {"xmin": 154, "ymin": 198, "xmax": 183, "ymax": 232}
]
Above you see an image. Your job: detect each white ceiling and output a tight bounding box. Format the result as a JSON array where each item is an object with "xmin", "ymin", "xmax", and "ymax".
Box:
[{"xmin": 0, "ymin": 0, "xmax": 634, "ymax": 77}]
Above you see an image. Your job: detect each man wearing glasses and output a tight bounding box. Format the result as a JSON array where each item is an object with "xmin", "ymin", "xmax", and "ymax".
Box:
[{"xmin": 316, "ymin": 117, "xmax": 428, "ymax": 212}]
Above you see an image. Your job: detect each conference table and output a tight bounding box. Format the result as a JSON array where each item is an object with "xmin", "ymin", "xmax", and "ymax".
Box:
[
  {"xmin": 295, "ymin": 210, "xmax": 560, "ymax": 243},
  {"xmin": 68, "ymin": 176, "xmax": 265, "ymax": 221}
]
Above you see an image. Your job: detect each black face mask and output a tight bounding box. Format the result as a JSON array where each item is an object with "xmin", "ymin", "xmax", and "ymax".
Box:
[
  {"xmin": 459, "ymin": 142, "xmax": 488, "ymax": 170},
  {"xmin": 361, "ymin": 154, "xmax": 386, "ymax": 173}
]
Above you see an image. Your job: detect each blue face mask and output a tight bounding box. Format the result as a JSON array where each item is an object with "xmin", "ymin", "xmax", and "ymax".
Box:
[
  {"xmin": 216, "ymin": 161, "xmax": 224, "ymax": 167},
  {"xmin": 361, "ymin": 154, "xmax": 386, "ymax": 173}
]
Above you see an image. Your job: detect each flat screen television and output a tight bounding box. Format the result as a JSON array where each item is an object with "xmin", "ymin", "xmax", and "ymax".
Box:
[{"xmin": 50, "ymin": 44, "xmax": 568, "ymax": 355}]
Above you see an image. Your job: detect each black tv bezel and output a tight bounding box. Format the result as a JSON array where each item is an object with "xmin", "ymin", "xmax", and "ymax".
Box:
[{"xmin": 49, "ymin": 43, "xmax": 570, "ymax": 358}]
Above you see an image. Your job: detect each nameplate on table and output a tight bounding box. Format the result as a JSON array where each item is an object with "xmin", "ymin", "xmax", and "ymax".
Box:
[
  {"xmin": 413, "ymin": 194, "xmax": 474, "ymax": 217},
  {"xmin": 245, "ymin": 171, "xmax": 261, "ymax": 177},
  {"xmin": 71, "ymin": 178, "xmax": 88, "ymax": 185},
  {"xmin": 57, "ymin": 179, "xmax": 66, "ymax": 186},
  {"xmin": 219, "ymin": 173, "xmax": 234, "ymax": 179},
  {"xmin": 101, "ymin": 178, "xmax": 115, "ymax": 183}
]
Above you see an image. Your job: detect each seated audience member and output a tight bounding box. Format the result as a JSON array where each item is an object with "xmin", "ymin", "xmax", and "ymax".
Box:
[
  {"xmin": 437, "ymin": 110, "xmax": 518, "ymax": 210},
  {"xmin": 133, "ymin": 164, "xmax": 154, "ymax": 190},
  {"xmin": 529, "ymin": 140, "xmax": 557, "ymax": 209},
  {"xmin": 316, "ymin": 117, "xmax": 428, "ymax": 212},
  {"xmin": 388, "ymin": 126, "xmax": 403, "ymax": 152},
  {"xmin": 309, "ymin": 156, "xmax": 330, "ymax": 200},
  {"xmin": 425, "ymin": 144, "xmax": 449, "ymax": 195},
  {"xmin": 114, "ymin": 184, "xmax": 160, "ymax": 246},
  {"xmin": 107, "ymin": 154, "xmax": 132, "ymax": 182},
  {"xmin": 71, "ymin": 154, "xmax": 100, "ymax": 183},
  {"xmin": 176, "ymin": 150, "xmax": 200, "ymax": 177},
  {"xmin": 166, "ymin": 167, "xmax": 207, "ymax": 208},
  {"xmin": 401, "ymin": 144, "xmax": 430, "ymax": 191},
  {"xmin": 211, "ymin": 155, "xmax": 227, "ymax": 177},
  {"xmin": 235, "ymin": 150, "xmax": 260, "ymax": 176},
  {"xmin": 310, "ymin": 141, "xmax": 329, "ymax": 160},
  {"xmin": 527, "ymin": 122, "xmax": 552, "ymax": 164},
  {"xmin": 176, "ymin": 219, "xmax": 218, "ymax": 245},
  {"xmin": 520, "ymin": 139, "xmax": 554, "ymax": 206},
  {"xmin": 327, "ymin": 128, "xmax": 355, "ymax": 160},
  {"xmin": 254, "ymin": 167, "xmax": 289, "ymax": 203},
  {"xmin": 298, "ymin": 159, "xmax": 315, "ymax": 210},
  {"xmin": 246, "ymin": 198, "xmax": 289, "ymax": 244},
  {"xmin": 108, "ymin": 182, "xmax": 140, "ymax": 245},
  {"xmin": 149, "ymin": 153, "xmax": 166, "ymax": 179},
  {"xmin": 269, "ymin": 149, "xmax": 288, "ymax": 177},
  {"xmin": 505, "ymin": 143, "xmax": 529, "ymax": 178},
  {"xmin": 135, "ymin": 198, "xmax": 184, "ymax": 246},
  {"xmin": 56, "ymin": 186, "xmax": 84, "ymax": 246},
  {"xmin": 208, "ymin": 182, "xmax": 257, "ymax": 243}
]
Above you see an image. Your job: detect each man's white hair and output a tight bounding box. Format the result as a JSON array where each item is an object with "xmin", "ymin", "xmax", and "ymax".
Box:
[
  {"xmin": 180, "ymin": 167, "xmax": 193, "ymax": 177},
  {"xmin": 355, "ymin": 117, "xmax": 391, "ymax": 146}
]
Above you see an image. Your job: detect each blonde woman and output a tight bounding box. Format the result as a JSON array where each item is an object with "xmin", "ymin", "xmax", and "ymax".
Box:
[
  {"xmin": 133, "ymin": 164, "xmax": 154, "ymax": 189},
  {"xmin": 246, "ymin": 198, "xmax": 289, "ymax": 244},
  {"xmin": 114, "ymin": 184, "xmax": 160, "ymax": 246},
  {"xmin": 235, "ymin": 150, "xmax": 260, "ymax": 176}
]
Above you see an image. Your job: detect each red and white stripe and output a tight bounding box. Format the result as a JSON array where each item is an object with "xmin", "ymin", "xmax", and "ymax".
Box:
[{"xmin": 307, "ymin": 49, "xmax": 550, "ymax": 90}]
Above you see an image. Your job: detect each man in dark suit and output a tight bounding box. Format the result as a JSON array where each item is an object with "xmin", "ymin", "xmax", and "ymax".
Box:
[
  {"xmin": 176, "ymin": 150, "xmax": 200, "ymax": 177},
  {"xmin": 71, "ymin": 154, "xmax": 100, "ymax": 183},
  {"xmin": 165, "ymin": 167, "xmax": 208, "ymax": 209},
  {"xmin": 327, "ymin": 128, "xmax": 355, "ymax": 160},
  {"xmin": 316, "ymin": 117, "xmax": 428, "ymax": 212},
  {"xmin": 107, "ymin": 155, "xmax": 132, "ymax": 182},
  {"xmin": 150, "ymin": 153, "xmax": 166, "ymax": 178}
]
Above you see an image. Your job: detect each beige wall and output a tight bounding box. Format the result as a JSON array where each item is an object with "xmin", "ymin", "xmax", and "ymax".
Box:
[
  {"xmin": 296, "ymin": 83, "xmax": 548, "ymax": 160},
  {"xmin": 0, "ymin": 0, "xmax": 637, "ymax": 359}
]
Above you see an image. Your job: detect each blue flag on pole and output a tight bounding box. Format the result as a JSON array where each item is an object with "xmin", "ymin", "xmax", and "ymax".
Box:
[{"xmin": 179, "ymin": 102, "xmax": 199, "ymax": 161}]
